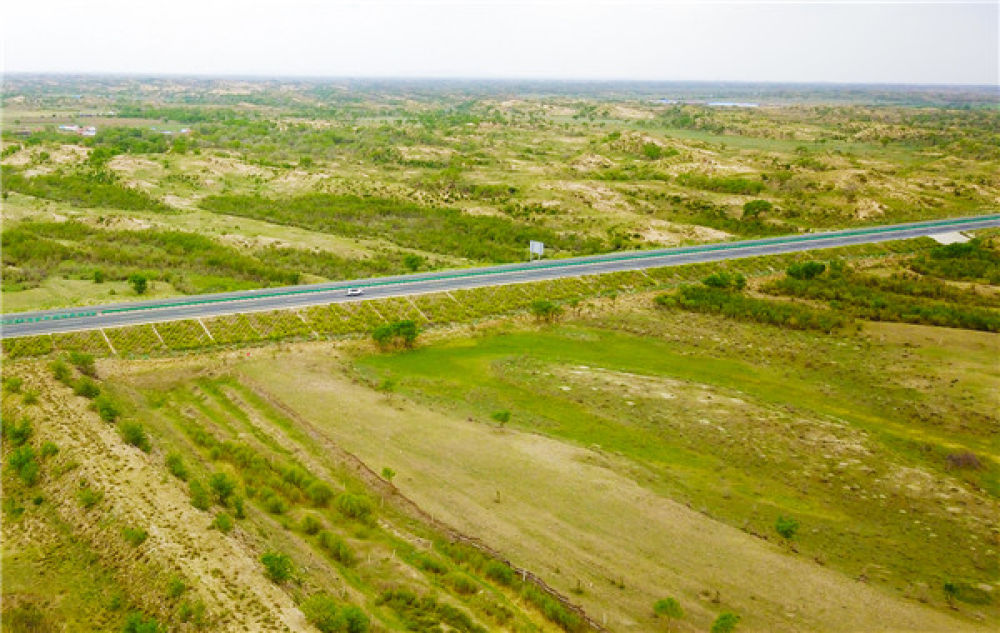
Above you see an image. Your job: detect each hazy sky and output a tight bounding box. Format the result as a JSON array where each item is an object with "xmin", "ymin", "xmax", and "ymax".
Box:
[{"xmin": 3, "ymin": 1, "xmax": 997, "ymax": 84}]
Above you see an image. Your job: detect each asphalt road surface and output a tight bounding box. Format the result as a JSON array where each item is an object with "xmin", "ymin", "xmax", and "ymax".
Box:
[{"xmin": 3, "ymin": 214, "xmax": 999, "ymax": 339}]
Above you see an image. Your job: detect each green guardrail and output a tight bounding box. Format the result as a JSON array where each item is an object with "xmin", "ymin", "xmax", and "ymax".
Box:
[{"xmin": 2, "ymin": 214, "xmax": 998, "ymax": 327}]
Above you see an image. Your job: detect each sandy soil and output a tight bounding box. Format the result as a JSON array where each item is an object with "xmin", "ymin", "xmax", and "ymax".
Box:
[{"xmin": 8, "ymin": 363, "xmax": 313, "ymax": 632}]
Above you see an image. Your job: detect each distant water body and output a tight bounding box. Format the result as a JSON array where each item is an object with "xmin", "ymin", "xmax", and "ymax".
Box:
[{"xmin": 707, "ymin": 101, "xmax": 759, "ymax": 108}]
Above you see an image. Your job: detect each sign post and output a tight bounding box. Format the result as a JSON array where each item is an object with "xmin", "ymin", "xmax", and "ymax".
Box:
[{"xmin": 529, "ymin": 240, "xmax": 544, "ymax": 261}]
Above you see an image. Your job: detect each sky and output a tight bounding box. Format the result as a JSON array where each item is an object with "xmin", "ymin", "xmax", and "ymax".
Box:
[{"xmin": 2, "ymin": 1, "xmax": 997, "ymax": 85}]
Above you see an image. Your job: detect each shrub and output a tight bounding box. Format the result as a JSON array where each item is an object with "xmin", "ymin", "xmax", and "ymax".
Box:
[
  {"xmin": 521, "ymin": 585, "xmax": 581, "ymax": 632},
  {"xmin": 742, "ymin": 199, "xmax": 773, "ymax": 218},
  {"xmin": 485, "ymin": 561, "xmax": 514, "ymax": 585},
  {"xmin": 50, "ymin": 360, "xmax": 72, "ymax": 385},
  {"xmin": 233, "ymin": 496, "xmax": 247, "ymax": 519},
  {"xmin": 165, "ymin": 453, "xmax": 188, "ymax": 480},
  {"xmin": 39, "ymin": 441, "xmax": 59, "ymax": 458},
  {"xmin": 301, "ymin": 514, "xmax": 323, "ymax": 535},
  {"xmin": 786, "ymin": 261, "xmax": 826, "ymax": 280},
  {"xmin": 372, "ymin": 320, "xmax": 420, "ymax": 349},
  {"xmin": 77, "ymin": 485, "xmax": 103, "ymax": 508},
  {"xmin": 336, "ymin": 493, "xmax": 375, "ymax": 522},
  {"xmin": 2, "ymin": 603, "xmax": 50, "ymax": 631},
  {"xmin": 380, "ymin": 467, "xmax": 396, "ymax": 483},
  {"xmin": 211, "ymin": 512, "xmax": 234, "ymax": 533},
  {"xmin": 119, "ymin": 421, "xmax": 151, "ymax": 452},
  {"xmin": 260, "ymin": 551, "xmax": 294, "ymax": 583},
  {"xmin": 302, "ymin": 594, "xmax": 370, "ymax": 633},
  {"xmin": 447, "ymin": 572, "xmax": 479, "ymax": 595},
  {"xmin": 530, "ymin": 299, "xmax": 563, "ymax": 323},
  {"xmin": 702, "ymin": 272, "xmax": 746, "ymax": 290},
  {"xmin": 260, "ymin": 490, "xmax": 288, "ymax": 514},
  {"xmin": 121, "ymin": 612, "xmax": 164, "ymax": 633},
  {"xmin": 8, "ymin": 446, "xmax": 39, "ymax": 486},
  {"xmin": 318, "ymin": 531, "xmax": 355, "ymax": 566},
  {"xmin": 73, "ymin": 377, "xmax": 101, "ymax": 399},
  {"xmin": 653, "ymin": 597, "xmax": 683, "ymax": 623},
  {"xmin": 189, "ymin": 480, "xmax": 211, "ymax": 511},
  {"xmin": 3, "ymin": 416, "xmax": 33, "ymax": 447},
  {"xmin": 491, "ymin": 410, "xmax": 511, "ymax": 425},
  {"xmin": 209, "ymin": 471, "xmax": 238, "ymax": 505},
  {"xmin": 167, "ymin": 576, "xmax": 186, "ymax": 599},
  {"xmin": 122, "ymin": 527, "xmax": 149, "ymax": 547},
  {"xmin": 775, "ymin": 515, "xmax": 799, "ymax": 540},
  {"xmin": 21, "ymin": 390, "xmax": 39, "ymax": 405},
  {"xmin": 129, "ymin": 274, "xmax": 148, "ymax": 295},
  {"xmin": 3, "ymin": 376, "xmax": 23, "ymax": 393},
  {"xmin": 711, "ymin": 612, "xmax": 740, "ymax": 633},
  {"xmin": 68, "ymin": 351, "xmax": 97, "ymax": 377},
  {"xmin": 307, "ymin": 480, "xmax": 334, "ymax": 507},
  {"xmin": 94, "ymin": 394, "xmax": 121, "ymax": 422}
]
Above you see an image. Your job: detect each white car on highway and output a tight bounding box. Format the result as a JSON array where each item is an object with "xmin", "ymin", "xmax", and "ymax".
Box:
[{"xmin": 345, "ymin": 288, "xmax": 364, "ymax": 296}]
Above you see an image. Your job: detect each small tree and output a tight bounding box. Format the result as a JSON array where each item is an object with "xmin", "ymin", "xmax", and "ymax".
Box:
[
  {"xmin": 403, "ymin": 254, "xmax": 424, "ymax": 271},
  {"xmin": 129, "ymin": 274, "xmax": 148, "ymax": 295},
  {"xmin": 530, "ymin": 299, "xmax": 563, "ymax": 323},
  {"xmin": 381, "ymin": 467, "xmax": 396, "ymax": 483},
  {"xmin": 260, "ymin": 551, "xmax": 294, "ymax": 583},
  {"xmin": 209, "ymin": 471, "xmax": 237, "ymax": 505},
  {"xmin": 786, "ymin": 261, "xmax": 826, "ymax": 280},
  {"xmin": 491, "ymin": 410, "xmax": 511, "ymax": 427},
  {"xmin": 372, "ymin": 320, "xmax": 420, "ymax": 350},
  {"xmin": 711, "ymin": 612, "xmax": 740, "ymax": 633},
  {"xmin": 775, "ymin": 515, "xmax": 799, "ymax": 540},
  {"xmin": 653, "ymin": 597, "xmax": 683, "ymax": 630},
  {"xmin": 742, "ymin": 199, "xmax": 773, "ymax": 218}
]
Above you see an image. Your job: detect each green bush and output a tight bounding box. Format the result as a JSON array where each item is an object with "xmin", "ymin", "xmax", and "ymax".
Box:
[
  {"xmin": 21, "ymin": 390, "xmax": 39, "ymax": 405},
  {"xmin": 94, "ymin": 394, "xmax": 121, "ymax": 422},
  {"xmin": 119, "ymin": 421, "xmax": 151, "ymax": 452},
  {"xmin": 3, "ymin": 376, "xmax": 23, "ymax": 393},
  {"xmin": 50, "ymin": 360, "xmax": 72, "ymax": 385},
  {"xmin": 775, "ymin": 515, "xmax": 799, "ymax": 539},
  {"xmin": 530, "ymin": 300, "xmax": 564, "ymax": 323},
  {"xmin": 167, "ymin": 576, "xmax": 186, "ymax": 599},
  {"xmin": 447, "ymin": 572, "xmax": 479, "ymax": 595},
  {"xmin": 3, "ymin": 416, "xmax": 33, "ymax": 447},
  {"xmin": 786, "ymin": 261, "xmax": 826, "ymax": 280},
  {"xmin": 657, "ymin": 286, "xmax": 846, "ymax": 333},
  {"xmin": 260, "ymin": 551, "xmax": 294, "ymax": 583},
  {"xmin": 484, "ymin": 561, "xmax": 514, "ymax": 585},
  {"xmin": 77, "ymin": 485, "xmax": 103, "ymax": 508},
  {"xmin": 711, "ymin": 612, "xmax": 741, "ymax": 633},
  {"xmin": 165, "ymin": 453, "xmax": 188, "ymax": 480},
  {"xmin": 372, "ymin": 320, "xmax": 420, "ymax": 349},
  {"xmin": 121, "ymin": 611, "xmax": 164, "ymax": 633},
  {"xmin": 39, "ymin": 441, "xmax": 59, "ymax": 458},
  {"xmin": 73, "ymin": 377, "xmax": 101, "ymax": 399},
  {"xmin": 122, "ymin": 526, "xmax": 149, "ymax": 547},
  {"xmin": 300, "ymin": 514, "xmax": 323, "ymax": 535},
  {"xmin": 209, "ymin": 471, "xmax": 238, "ymax": 505},
  {"xmin": 211, "ymin": 512, "xmax": 234, "ymax": 533},
  {"xmin": 336, "ymin": 493, "xmax": 375, "ymax": 522},
  {"xmin": 68, "ymin": 351, "xmax": 97, "ymax": 377},
  {"xmin": 702, "ymin": 272, "xmax": 746, "ymax": 290},
  {"xmin": 654, "ymin": 596, "xmax": 683, "ymax": 621},
  {"xmin": 7, "ymin": 445, "xmax": 39, "ymax": 486},
  {"xmin": 317, "ymin": 531, "xmax": 355, "ymax": 566},
  {"xmin": 302, "ymin": 594, "xmax": 369, "ymax": 633},
  {"xmin": 307, "ymin": 480, "xmax": 334, "ymax": 506},
  {"xmin": 189, "ymin": 480, "xmax": 211, "ymax": 511}
]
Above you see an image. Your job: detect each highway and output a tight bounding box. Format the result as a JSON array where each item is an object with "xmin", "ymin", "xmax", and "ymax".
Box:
[{"xmin": 3, "ymin": 214, "xmax": 998, "ymax": 339}]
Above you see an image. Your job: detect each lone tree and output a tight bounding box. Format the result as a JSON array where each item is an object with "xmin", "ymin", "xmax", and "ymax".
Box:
[
  {"xmin": 742, "ymin": 199, "xmax": 773, "ymax": 218},
  {"xmin": 491, "ymin": 410, "xmax": 511, "ymax": 427},
  {"xmin": 381, "ymin": 467, "xmax": 396, "ymax": 483},
  {"xmin": 129, "ymin": 273, "xmax": 148, "ymax": 295},
  {"xmin": 372, "ymin": 320, "xmax": 420, "ymax": 349},
  {"xmin": 530, "ymin": 299, "xmax": 563, "ymax": 323},
  {"xmin": 653, "ymin": 597, "xmax": 683, "ymax": 630},
  {"xmin": 775, "ymin": 515, "xmax": 799, "ymax": 540}
]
